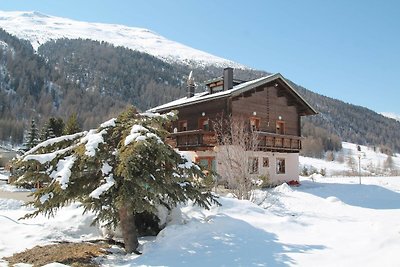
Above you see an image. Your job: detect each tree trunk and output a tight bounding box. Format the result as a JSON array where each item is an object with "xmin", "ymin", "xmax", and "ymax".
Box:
[{"xmin": 118, "ymin": 204, "xmax": 139, "ymax": 253}]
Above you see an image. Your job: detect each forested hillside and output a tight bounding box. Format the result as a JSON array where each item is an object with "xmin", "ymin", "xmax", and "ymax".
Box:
[{"xmin": 1, "ymin": 30, "xmax": 400, "ymax": 153}]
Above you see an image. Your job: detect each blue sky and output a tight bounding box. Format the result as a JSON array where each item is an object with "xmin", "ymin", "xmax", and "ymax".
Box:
[{"xmin": 2, "ymin": 0, "xmax": 400, "ymax": 115}]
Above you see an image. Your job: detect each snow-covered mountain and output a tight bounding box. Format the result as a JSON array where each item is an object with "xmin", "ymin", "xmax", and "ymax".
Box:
[
  {"xmin": 381, "ymin": 112, "xmax": 400, "ymax": 122},
  {"xmin": 0, "ymin": 10, "xmax": 245, "ymax": 68}
]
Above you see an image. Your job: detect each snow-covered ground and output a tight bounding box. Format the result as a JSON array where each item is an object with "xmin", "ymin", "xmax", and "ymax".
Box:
[
  {"xmin": 0, "ymin": 10, "xmax": 245, "ymax": 69},
  {"xmin": 300, "ymin": 142, "xmax": 400, "ymax": 176},
  {"xmin": 1, "ymin": 175, "xmax": 400, "ymax": 267},
  {"xmin": 1, "ymin": 142, "xmax": 400, "ymax": 266}
]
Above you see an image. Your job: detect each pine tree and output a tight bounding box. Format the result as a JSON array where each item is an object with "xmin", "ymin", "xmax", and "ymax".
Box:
[
  {"xmin": 63, "ymin": 113, "xmax": 81, "ymax": 135},
  {"xmin": 22, "ymin": 119, "xmax": 39, "ymax": 151},
  {"xmin": 13, "ymin": 106, "xmax": 218, "ymax": 253},
  {"xmin": 40, "ymin": 122, "xmax": 56, "ymax": 141},
  {"xmin": 48, "ymin": 117, "xmax": 65, "ymax": 137}
]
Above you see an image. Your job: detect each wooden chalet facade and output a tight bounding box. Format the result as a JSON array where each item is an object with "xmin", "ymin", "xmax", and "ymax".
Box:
[{"xmin": 149, "ymin": 68, "xmax": 317, "ymax": 184}]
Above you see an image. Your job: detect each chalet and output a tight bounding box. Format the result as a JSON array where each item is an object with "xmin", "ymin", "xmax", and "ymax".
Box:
[{"xmin": 149, "ymin": 68, "xmax": 317, "ymax": 185}]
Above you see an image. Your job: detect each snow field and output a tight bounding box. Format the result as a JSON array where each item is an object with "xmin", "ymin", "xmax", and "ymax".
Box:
[{"xmin": 2, "ymin": 175, "xmax": 400, "ymax": 266}]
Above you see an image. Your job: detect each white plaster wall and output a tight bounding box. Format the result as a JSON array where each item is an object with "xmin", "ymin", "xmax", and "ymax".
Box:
[{"xmin": 179, "ymin": 148, "xmax": 299, "ymax": 185}]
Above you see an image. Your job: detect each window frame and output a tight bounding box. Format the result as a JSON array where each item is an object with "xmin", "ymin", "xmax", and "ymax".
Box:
[
  {"xmin": 198, "ymin": 117, "xmax": 210, "ymax": 131},
  {"xmin": 263, "ymin": 157, "xmax": 269, "ymax": 168},
  {"xmin": 276, "ymin": 120, "xmax": 285, "ymax": 135},
  {"xmin": 178, "ymin": 120, "xmax": 188, "ymax": 132},
  {"xmin": 248, "ymin": 157, "xmax": 259, "ymax": 174},
  {"xmin": 276, "ymin": 158, "xmax": 286, "ymax": 174},
  {"xmin": 249, "ymin": 116, "xmax": 261, "ymax": 131},
  {"xmin": 195, "ymin": 156, "xmax": 216, "ymax": 172}
]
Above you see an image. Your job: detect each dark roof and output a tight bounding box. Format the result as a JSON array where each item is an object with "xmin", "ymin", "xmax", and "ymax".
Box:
[{"xmin": 149, "ymin": 73, "xmax": 317, "ymax": 116}]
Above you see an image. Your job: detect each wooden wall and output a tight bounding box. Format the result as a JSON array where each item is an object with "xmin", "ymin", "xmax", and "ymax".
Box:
[
  {"xmin": 231, "ymin": 84, "xmax": 300, "ymax": 136},
  {"xmin": 171, "ymin": 98, "xmax": 228, "ymax": 131}
]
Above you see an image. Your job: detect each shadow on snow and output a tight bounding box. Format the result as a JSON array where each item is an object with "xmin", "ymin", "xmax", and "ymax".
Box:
[
  {"xmin": 115, "ymin": 214, "xmax": 325, "ymax": 267},
  {"xmin": 300, "ymin": 180, "xmax": 400, "ymax": 209}
]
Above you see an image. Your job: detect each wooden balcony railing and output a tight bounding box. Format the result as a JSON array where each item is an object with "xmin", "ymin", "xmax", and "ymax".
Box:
[
  {"xmin": 255, "ymin": 131, "xmax": 302, "ymax": 151},
  {"xmin": 168, "ymin": 130, "xmax": 302, "ymax": 152}
]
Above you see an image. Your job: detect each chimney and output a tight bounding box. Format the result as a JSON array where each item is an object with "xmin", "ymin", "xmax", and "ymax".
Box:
[
  {"xmin": 187, "ymin": 71, "xmax": 195, "ymax": 98},
  {"xmin": 223, "ymin": 67, "xmax": 233, "ymax": 91}
]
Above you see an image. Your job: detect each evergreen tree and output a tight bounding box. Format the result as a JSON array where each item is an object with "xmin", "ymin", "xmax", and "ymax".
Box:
[
  {"xmin": 40, "ymin": 122, "xmax": 56, "ymax": 141},
  {"xmin": 13, "ymin": 106, "xmax": 217, "ymax": 253},
  {"xmin": 63, "ymin": 113, "xmax": 81, "ymax": 135},
  {"xmin": 22, "ymin": 119, "xmax": 39, "ymax": 151},
  {"xmin": 48, "ymin": 117, "xmax": 65, "ymax": 137}
]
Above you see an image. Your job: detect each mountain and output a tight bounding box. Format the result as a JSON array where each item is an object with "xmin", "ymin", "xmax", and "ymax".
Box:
[
  {"xmin": 0, "ymin": 11, "xmax": 400, "ymax": 154},
  {"xmin": 0, "ymin": 10, "xmax": 245, "ymax": 68},
  {"xmin": 381, "ymin": 112, "xmax": 400, "ymax": 122}
]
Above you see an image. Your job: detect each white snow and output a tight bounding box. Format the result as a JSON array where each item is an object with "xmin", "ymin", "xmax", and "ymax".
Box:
[
  {"xmin": 24, "ymin": 132, "xmax": 85, "ymax": 156},
  {"xmin": 381, "ymin": 112, "xmax": 400, "ymax": 122},
  {"xmin": 22, "ymin": 146, "xmax": 76, "ymax": 164},
  {"xmin": 89, "ymin": 162, "xmax": 115, "ymax": 199},
  {"xmin": 177, "ymin": 151, "xmax": 199, "ymax": 170},
  {"xmin": 1, "ymin": 143, "xmax": 400, "ymax": 266},
  {"xmin": 0, "ymin": 11, "xmax": 246, "ymax": 68},
  {"xmin": 80, "ymin": 129, "xmax": 107, "ymax": 157},
  {"xmin": 300, "ymin": 141, "xmax": 400, "ymax": 176},
  {"xmin": 101, "ymin": 162, "xmax": 112, "ymax": 175},
  {"xmin": 49, "ymin": 155, "xmax": 76, "ymax": 190},
  {"xmin": 100, "ymin": 118, "xmax": 116, "ymax": 128},
  {"xmin": 124, "ymin": 125, "xmax": 163, "ymax": 146},
  {"xmin": 0, "ymin": 200, "xmax": 100, "ymax": 266},
  {"xmin": 39, "ymin": 192, "xmax": 53, "ymax": 204},
  {"xmin": 89, "ymin": 175, "xmax": 115, "ymax": 199}
]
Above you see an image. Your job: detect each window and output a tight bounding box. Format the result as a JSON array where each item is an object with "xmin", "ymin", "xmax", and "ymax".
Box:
[
  {"xmin": 178, "ymin": 121, "xmax": 187, "ymax": 131},
  {"xmin": 263, "ymin": 157, "xmax": 269, "ymax": 167},
  {"xmin": 248, "ymin": 157, "xmax": 259, "ymax": 174},
  {"xmin": 250, "ymin": 117, "xmax": 260, "ymax": 131},
  {"xmin": 276, "ymin": 121, "xmax": 285, "ymax": 135},
  {"xmin": 196, "ymin": 157, "xmax": 216, "ymax": 172},
  {"xmin": 198, "ymin": 117, "xmax": 210, "ymax": 131},
  {"xmin": 276, "ymin": 158, "xmax": 286, "ymax": 174}
]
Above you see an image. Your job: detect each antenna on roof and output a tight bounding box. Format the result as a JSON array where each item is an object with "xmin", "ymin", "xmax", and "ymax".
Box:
[
  {"xmin": 187, "ymin": 71, "xmax": 194, "ymax": 86},
  {"xmin": 187, "ymin": 71, "xmax": 195, "ymax": 98}
]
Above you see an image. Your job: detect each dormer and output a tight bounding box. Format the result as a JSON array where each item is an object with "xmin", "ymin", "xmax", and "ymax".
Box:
[{"xmin": 205, "ymin": 68, "xmax": 245, "ymax": 94}]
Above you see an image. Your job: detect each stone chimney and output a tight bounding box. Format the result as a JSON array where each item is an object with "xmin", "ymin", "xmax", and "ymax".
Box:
[
  {"xmin": 187, "ymin": 71, "xmax": 195, "ymax": 98},
  {"xmin": 223, "ymin": 67, "xmax": 233, "ymax": 91}
]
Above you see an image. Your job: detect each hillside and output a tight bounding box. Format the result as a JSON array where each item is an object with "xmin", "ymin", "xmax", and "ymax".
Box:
[
  {"xmin": 0, "ymin": 10, "xmax": 244, "ymax": 68},
  {"xmin": 0, "ymin": 15, "xmax": 400, "ymax": 153}
]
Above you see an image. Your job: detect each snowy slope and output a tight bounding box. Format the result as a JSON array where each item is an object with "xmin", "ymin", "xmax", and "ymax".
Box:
[
  {"xmin": 300, "ymin": 141, "xmax": 400, "ymax": 176},
  {"xmin": 1, "ymin": 177, "xmax": 400, "ymax": 267},
  {"xmin": 1, "ymin": 141, "xmax": 400, "ymax": 266},
  {"xmin": 0, "ymin": 10, "xmax": 245, "ymax": 68},
  {"xmin": 381, "ymin": 112, "xmax": 400, "ymax": 122}
]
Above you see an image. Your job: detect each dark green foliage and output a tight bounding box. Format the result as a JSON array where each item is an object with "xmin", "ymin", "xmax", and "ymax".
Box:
[
  {"xmin": 13, "ymin": 106, "xmax": 218, "ymax": 251},
  {"xmin": 47, "ymin": 117, "xmax": 65, "ymax": 137},
  {"xmin": 1, "ymin": 30, "xmax": 400, "ymax": 154},
  {"xmin": 63, "ymin": 113, "xmax": 81, "ymax": 135},
  {"xmin": 295, "ymin": 83, "xmax": 400, "ymax": 153},
  {"xmin": 40, "ymin": 122, "xmax": 55, "ymax": 141},
  {"xmin": 22, "ymin": 119, "xmax": 39, "ymax": 151}
]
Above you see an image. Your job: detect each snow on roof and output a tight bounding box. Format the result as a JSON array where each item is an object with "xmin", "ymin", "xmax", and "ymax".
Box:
[
  {"xmin": 148, "ymin": 73, "xmax": 317, "ymax": 115},
  {"xmin": 148, "ymin": 75, "xmax": 273, "ymax": 112}
]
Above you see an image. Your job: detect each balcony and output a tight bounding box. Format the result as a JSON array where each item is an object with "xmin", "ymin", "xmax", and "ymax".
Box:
[
  {"xmin": 168, "ymin": 130, "xmax": 302, "ymax": 152},
  {"xmin": 255, "ymin": 131, "xmax": 302, "ymax": 152},
  {"xmin": 168, "ymin": 130, "xmax": 217, "ymax": 150}
]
